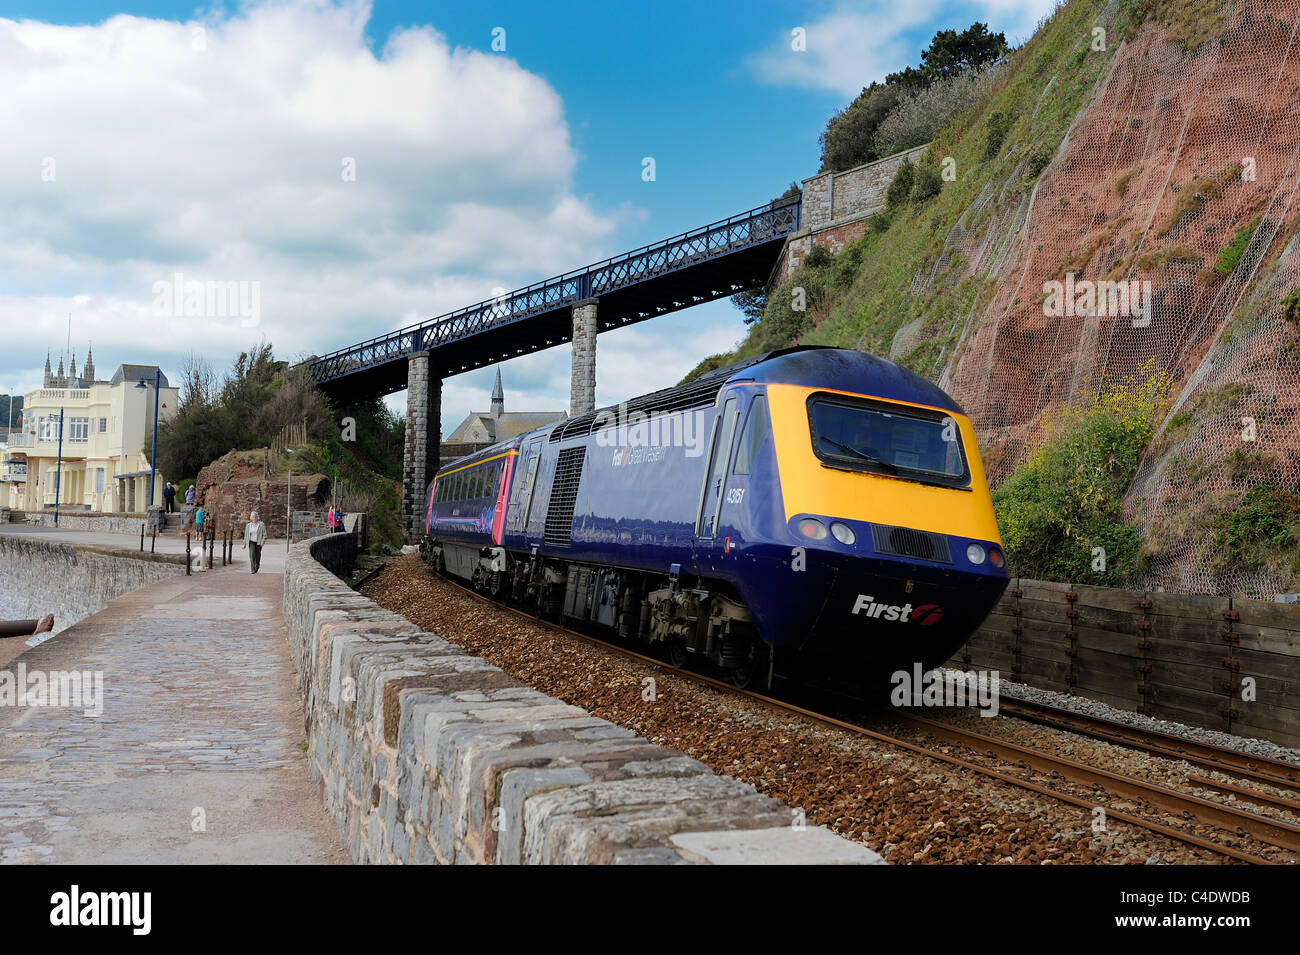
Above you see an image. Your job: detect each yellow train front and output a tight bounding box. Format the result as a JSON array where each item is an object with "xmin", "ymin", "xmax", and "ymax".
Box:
[{"xmin": 424, "ymin": 346, "xmax": 1008, "ymax": 691}]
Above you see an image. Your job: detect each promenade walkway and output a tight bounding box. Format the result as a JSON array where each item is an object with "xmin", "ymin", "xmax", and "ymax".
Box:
[{"xmin": 0, "ymin": 529, "xmax": 346, "ymax": 863}]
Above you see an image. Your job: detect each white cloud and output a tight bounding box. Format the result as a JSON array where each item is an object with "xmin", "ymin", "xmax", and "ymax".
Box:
[
  {"xmin": 747, "ymin": 0, "xmax": 1059, "ymax": 96},
  {"xmin": 0, "ymin": 0, "xmax": 622, "ymax": 418}
]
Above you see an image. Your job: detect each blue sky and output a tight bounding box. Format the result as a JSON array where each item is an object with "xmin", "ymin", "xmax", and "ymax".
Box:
[{"xmin": 0, "ymin": 0, "xmax": 1053, "ymax": 436}]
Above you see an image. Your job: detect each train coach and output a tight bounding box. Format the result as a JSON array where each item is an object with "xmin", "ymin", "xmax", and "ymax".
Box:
[{"xmin": 423, "ymin": 346, "xmax": 1009, "ymax": 691}]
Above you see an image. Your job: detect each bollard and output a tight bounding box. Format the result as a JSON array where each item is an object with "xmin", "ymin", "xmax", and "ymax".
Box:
[
  {"xmin": 140, "ymin": 523, "xmax": 145, "ymax": 552},
  {"xmin": 151, "ymin": 528, "xmax": 156, "ymax": 554},
  {"xmin": 185, "ymin": 532, "xmax": 191, "ymax": 576}
]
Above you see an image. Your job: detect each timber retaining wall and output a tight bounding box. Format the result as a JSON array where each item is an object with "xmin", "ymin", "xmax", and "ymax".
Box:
[
  {"xmin": 950, "ymin": 579, "xmax": 1300, "ymax": 747},
  {"xmin": 283, "ymin": 534, "xmax": 882, "ymax": 864}
]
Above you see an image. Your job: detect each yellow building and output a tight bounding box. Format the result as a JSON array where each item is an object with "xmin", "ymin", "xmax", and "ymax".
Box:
[{"xmin": 6, "ymin": 351, "xmax": 179, "ymax": 513}]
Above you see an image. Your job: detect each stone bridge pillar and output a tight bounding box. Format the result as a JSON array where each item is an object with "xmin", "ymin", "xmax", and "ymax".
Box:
[
  {"xmin": 570, "ymin": 299, "xmax": 598, "ymax": 416},
  {"xmin": 403, "ymin": 351, "xmax": 441, "ymax": 541}
]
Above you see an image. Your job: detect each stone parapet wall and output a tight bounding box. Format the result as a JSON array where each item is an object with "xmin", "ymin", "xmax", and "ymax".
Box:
[
  {"xmin": 283, "ymin": 534, "xmax": 882, "ymax": 865},
  {"xmin": 0, "ymin": 534, "xmax": 185, "ymax": 635},
  {"xmin": 775, "ymin": 144, "xmax": 931, "ymax": 284}
]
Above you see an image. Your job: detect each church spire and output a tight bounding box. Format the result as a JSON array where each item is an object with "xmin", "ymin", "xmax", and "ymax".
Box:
[
  {"xmin": 83, "ymin": 343, "xmax": 95, "ymax": 381},
  {"xmin": 490, "ymin": 368, "xmax": 504, "ymax": 419},
  {"xmin": 43, "ymin": 352, "xmax": 52, "ymax": 389}
]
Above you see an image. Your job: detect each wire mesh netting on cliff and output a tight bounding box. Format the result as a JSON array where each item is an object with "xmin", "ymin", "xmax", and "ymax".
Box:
[{"xmin": 936, "ymin": 0, "xmax": 1300, "ymax": 597}]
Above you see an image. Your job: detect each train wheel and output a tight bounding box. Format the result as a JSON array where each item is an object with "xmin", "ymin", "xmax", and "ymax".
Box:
[
  {"xmin": 728, "ymin": 660, "xmax": 758, "ymax": 689},
  {"xmin": 727, "ymin": 644, "xmax": 769, "ymax": 690},
  {"xmin": 668, "ymin": 639, "xmax": 688, "ymax": 669}
]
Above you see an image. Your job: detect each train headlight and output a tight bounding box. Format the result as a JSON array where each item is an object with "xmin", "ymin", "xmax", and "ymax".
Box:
[
  {"xmin": 966, "ymin": 542, "xmax": 987, "ymax": 565},
  {"xmin": 830, "ymin": 521, "xmax": 856, "ymax": 545},
  {"xmin": 988, "ymin": 546, "xmax": 1005, "ymax": 569},
  {"xmin": 797, "ymin": 518, "xmax": 828, "ymax": 540}
]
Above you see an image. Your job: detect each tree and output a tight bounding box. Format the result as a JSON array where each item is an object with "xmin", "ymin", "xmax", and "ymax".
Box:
[
  {"xmin": 918, "ymin": 23, "xmax": 1008, "ymax": 80},
  {"xmin": 820, "ymin": 22, "xmax": 1008, "ymax": 172}
]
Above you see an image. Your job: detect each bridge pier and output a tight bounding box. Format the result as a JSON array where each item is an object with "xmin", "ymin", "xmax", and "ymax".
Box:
[
  {"xmin": 570, "ymin": 299, "xmax": 598, "ymax": 416},
  {"xmin": 403, "ymin": 351, "xmax": 441, "ymax": 541}
]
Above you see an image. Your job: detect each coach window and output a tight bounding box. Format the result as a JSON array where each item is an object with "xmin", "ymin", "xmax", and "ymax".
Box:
[{"xmin": 732, "ymin": 396, "xmax": 770, "ymax": 475}]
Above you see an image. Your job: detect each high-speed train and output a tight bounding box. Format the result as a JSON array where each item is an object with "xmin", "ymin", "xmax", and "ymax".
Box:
[{"xmin": 422, "ymin": 346, "xmax": 1008, "ymax": 690}]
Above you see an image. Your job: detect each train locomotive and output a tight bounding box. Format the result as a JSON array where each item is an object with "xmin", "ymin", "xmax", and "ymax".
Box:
[{"xmin": 422, "ymin": 346, "xmax": 1009, "ymax": 691}]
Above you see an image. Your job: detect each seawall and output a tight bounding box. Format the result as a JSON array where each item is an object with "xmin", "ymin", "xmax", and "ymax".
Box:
[
  {"xmin": 0, "ymin": 534, "xmax": 186, "ymax": 635},
  {"xmin": 284, "ymin": 534, "xmax": 882, "ymax": 864}
]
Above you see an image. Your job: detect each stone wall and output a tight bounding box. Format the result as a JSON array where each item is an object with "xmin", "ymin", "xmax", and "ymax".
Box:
[
  {"xmin": 283, "ymin": 534, "xmax": 882, "ymax": 865},
  {"xmin": 570, "ymin": 301, "xmax": 598, "ymax": 417},
  {"xmin": 774, "ymin": 144, "xmax": 931, "ymax": 283},
  {"xmin": 17, "ymin": 511, "xmax": 151, "ymax": 535},
  {"xmin": 0, "ymin": 535, "xmax": 185, "ymax": 635},
  {"xmin": 402, "ymin": 352, "xmax": 441, "ymax": 542}
]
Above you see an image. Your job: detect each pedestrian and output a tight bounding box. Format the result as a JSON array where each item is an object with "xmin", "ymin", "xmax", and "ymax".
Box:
[
  {"xmin": 327, "ymin": 506, "xmax": 336, "ymax": 532},
  {"xmin": 194, "ymin": 505, "xmax": 205, "ymax": 538},
  {"xmin": 335, "ymin": 509, "xmax": 346, "ymax": 533},
  {"xmin": 243, "ymin": 510, "xmax": 267, "ymax": 574},
  {"xmin": 184, "ymin": 485, "xmax": 195, "ymax": 507},
  {"xmin": 163, "ymin": 481, "xmax": 176, "ymax": 513}
]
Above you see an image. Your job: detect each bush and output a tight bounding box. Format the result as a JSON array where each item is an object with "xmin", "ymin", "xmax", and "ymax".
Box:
[
  {"xmin": 1213, "ymin": 484, "xmax": 1300, "ymax": 572},
  {"xmin": 1024, "ymin": 146, "xmax": 1053, "ymax": 181},
  {"xmin": 820, "ymin": 84, "xmax": 904, "ymax": 171},
  {"xmin": 872, "ymin": 66, "xmax": 1001, "ymax": 158},
  {"xmin": 911, "ymin": 164, "xmax": 944, "ymax": 203},
  {"xmin": 993, "ymin": 369, "xmax": 1171, "ymax": 585},
  {"xmin": 885, "ymin": 159, "xmax": 916, "ymax": 210}
]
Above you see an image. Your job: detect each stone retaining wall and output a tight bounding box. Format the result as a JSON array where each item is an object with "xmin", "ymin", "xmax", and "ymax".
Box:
[
  {"xmin": 0, "ymin": 534, "xmax": 185, "ymax": 635},
  {"xmin": 17, "ymin": 511, "xmax": 151, "ymax": 535},
  {"xmin": 283, "ymin": 534, "xmax": 882, "ymax": 865}
]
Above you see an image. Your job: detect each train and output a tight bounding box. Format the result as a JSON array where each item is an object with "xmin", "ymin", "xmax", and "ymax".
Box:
[{"xmin": 421, "ymin": 346, "xmax": 1009, "ymax": 691}]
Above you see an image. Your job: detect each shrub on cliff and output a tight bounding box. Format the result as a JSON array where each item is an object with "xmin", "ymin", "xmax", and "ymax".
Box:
[
  {"xmin": 872, "ymin": 66, "xmax": 1000, "ymax": 158},
  {"xmin": 993, "ymin": 369, "xmax": 1171, "ymax": 585},
  {"xmin": 819, "ymin": 22, "xmax": 1008, "ymax": 171}
]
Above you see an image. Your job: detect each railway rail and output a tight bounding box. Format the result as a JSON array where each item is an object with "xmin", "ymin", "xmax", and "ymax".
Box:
[{"xmin": 419, "ymin": 566, "xmax": 1299, "ymax": 865}]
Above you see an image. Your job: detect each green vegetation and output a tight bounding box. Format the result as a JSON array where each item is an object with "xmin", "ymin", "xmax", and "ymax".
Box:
[
  {"xmin": 1283, "ymin": 287, "xmax": 1300, "ymax": 324},
  {"xmin": 155, "ymin": 343, "xmax": 406, "ymax": 551},
  {"xmin": 720, "ymin": 0, "xmax": 1127, "ymax": 374},
  {"xmin": 1212, "ymin": 484, "xmax": 1300, "ymax": 575},
  {"xmin": 1215, "ymin": 217, "xmax": 1261, "ymax": 278},
  {"xmin": 992, "ymin": 370, "xmax": 1171, "ymax": 585},
  {"xmin": 0, "ymin": 394, "xmax": 21, "ymax": 431},
  {"xmin": 820, "ymin": 22, "xmax": 1008, "ymax": 171}
]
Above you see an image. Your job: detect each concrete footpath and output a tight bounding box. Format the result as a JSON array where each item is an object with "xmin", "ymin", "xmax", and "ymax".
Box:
[{"xmin": 0, "ymin": 530, "xmax": 347, "ymax": 863}]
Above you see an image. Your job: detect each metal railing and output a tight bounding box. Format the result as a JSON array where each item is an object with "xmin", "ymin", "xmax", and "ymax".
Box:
[{"xmin": 307, "ymin": 197, "xmax": 801, "ymax": 384}]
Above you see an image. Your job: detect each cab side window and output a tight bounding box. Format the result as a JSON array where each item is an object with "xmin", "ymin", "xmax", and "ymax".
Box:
[{"xmin": 733, "ymin": 395, "xmax": 770, "ymax": 476}]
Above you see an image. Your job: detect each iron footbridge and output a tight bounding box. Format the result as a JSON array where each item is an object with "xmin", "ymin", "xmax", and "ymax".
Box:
[{"xmin": 306, "ymin": 197, "xmax": 801, "ymax": 398}]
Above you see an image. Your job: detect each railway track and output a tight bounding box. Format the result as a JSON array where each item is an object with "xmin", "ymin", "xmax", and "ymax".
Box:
[
  {"xmin": 996, "ymin": 696, "xmax": 1300, "ymax": 793},
  {"xmin": 420, "ymin": 567, "xmax": 1299, "ymax": 865}
]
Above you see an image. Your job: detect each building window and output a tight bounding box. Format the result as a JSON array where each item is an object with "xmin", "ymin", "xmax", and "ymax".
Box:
[
  {"xmin": 39, "ymin": 416, "xmax": 60, "ymax": 441},
  {"xmin": 98, "ymin": 418, "xmax": 108, "ymax": 433},
  {"xmin": 69, "ymin": 418, "xmax": 89, "ymax": 442},
  {"xmin": 96, "ymin": 469, "xmax": 105, "ymax": 493}
]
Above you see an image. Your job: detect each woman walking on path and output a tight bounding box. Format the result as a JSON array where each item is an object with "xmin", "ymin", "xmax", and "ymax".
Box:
[{"xmin": 243, "ymin": 510, "xmax": 267, "ymax": 574}]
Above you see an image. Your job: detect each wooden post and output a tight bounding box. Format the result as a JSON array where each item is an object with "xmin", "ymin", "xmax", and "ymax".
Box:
[{"xmin": 185, "ymin": 532, "xmax": 191, "ymax": 576}]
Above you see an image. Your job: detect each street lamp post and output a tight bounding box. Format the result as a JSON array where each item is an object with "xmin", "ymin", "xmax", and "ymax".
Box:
[
  {"xmin": 53, "ymin": 408, "xmax": 65, "ymax": 525},
  {"xmin": 136, "ymin": 368, "xmax": 161, "ymax": 508}
]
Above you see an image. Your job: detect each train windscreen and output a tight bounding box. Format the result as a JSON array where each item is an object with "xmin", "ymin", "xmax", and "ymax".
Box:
[{"xmin": 807, "ymin": 394, "xmax": 970, "ymax": 487}]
